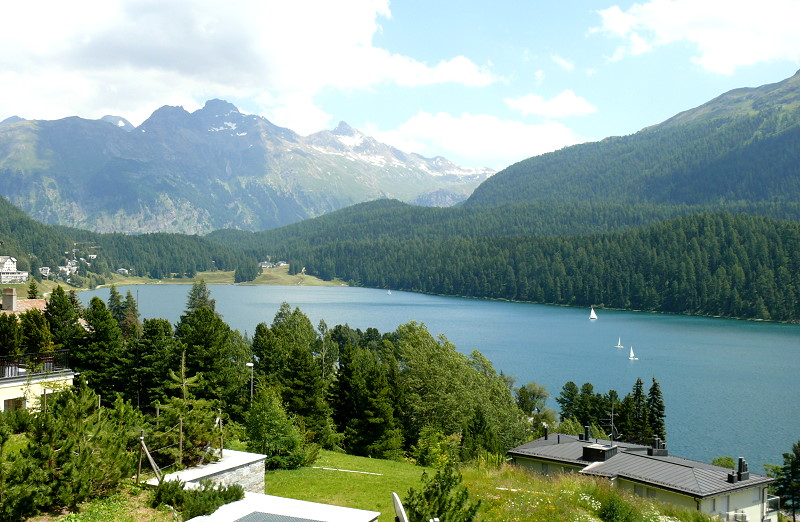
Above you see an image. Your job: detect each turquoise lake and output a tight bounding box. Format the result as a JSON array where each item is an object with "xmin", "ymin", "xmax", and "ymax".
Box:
[{"xmin": 82, "ymin": 284, "xmax": 800, "ymax": 472}]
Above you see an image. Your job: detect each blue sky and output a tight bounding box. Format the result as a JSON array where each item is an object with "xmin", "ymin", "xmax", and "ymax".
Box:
[{"xmin": 1, "ymin": 0, "xmax": 798, "ymax": 169}]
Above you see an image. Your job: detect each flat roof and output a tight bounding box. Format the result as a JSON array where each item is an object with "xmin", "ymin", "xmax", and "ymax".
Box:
[{"xmin": 188, "ymin": 491, "xmax": 380, "ymax": 522}]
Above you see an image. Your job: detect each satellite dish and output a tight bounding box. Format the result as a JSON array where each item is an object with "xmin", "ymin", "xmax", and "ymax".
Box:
[{"xmin": 392, "ymin": 492, "xmax": 409, "ymax": 522}]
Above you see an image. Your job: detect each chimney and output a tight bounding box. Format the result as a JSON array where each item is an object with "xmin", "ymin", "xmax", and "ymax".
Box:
[
  {"xmin": 544, "ymin": 425, "xmax": 549, "ymax": 440},
  {"xmin": 647, "ymin": 436, "xmax": 668, "ymax": 456},
  {"xmin": 584, "ymin": 426, "xmax": 590, "ymax": 442},
  {"xmin": 2, "ymin": 288, "xmax": 16, "ymax": 311},
  {"xmin": 737, "ymin": 458, "xmax": 750, "ymax": 481}
]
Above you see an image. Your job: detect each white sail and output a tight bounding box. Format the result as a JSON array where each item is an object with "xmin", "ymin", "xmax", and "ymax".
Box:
[
  {"xmin": 629, "ymin": 346, "xmax": 638, "ymax": 360},
  {"xmin": 615, "ymin": 338, "xmax": 624, "ymax": 348},
  {"xmin": 589, "ymin": 307, "xmax": 598, "ymax": 320}
]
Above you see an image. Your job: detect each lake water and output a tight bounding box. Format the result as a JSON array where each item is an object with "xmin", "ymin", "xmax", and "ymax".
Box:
[{"xmin": 81, "ymin": 284, "xmax": 800, "ymax": 472}]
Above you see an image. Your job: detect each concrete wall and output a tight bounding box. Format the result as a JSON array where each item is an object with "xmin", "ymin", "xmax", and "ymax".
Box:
[{"xmin": 152, "ymin": 449, "xmax": 266, "ymax": 494}]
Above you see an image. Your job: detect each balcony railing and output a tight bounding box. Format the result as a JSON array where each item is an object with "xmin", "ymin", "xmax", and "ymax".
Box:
[
  {"xmin": 766, "ymin": 495, "xmax": 780, "ymax": 514},
  {"xmin": 0, "ymin": 349, "xmax": 70, "ymax": 379}
]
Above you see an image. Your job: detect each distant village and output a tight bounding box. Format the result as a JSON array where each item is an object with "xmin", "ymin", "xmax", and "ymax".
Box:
[{"xmin": 1, "ymin": 253, "xmax": 288, "ymax": 285}]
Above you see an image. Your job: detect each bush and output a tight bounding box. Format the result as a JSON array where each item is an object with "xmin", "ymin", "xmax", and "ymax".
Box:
[
  {"xmin": 150, "ymin": 479, "xmax": 244, "ymax": 521},
  {"xmin": 0, "ymin": 408, "xmax": 33, "ymax": 434}
]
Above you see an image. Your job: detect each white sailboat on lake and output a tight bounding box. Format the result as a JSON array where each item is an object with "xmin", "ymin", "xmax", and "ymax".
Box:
[
  {"xmin": 629, "ymin": 346, "xmax": 638, "ymax": 360},
  {"xmin": 615, "ymin": 338, "xmax": 624, "ymax": 349},
  {"xmin": 589, "ymin": 307, "xmax": 598, "ymax": 320}
]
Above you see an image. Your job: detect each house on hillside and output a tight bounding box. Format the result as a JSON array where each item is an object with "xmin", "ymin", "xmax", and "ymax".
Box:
[
  {"xmin": 508, "ymin": 427, "xmax": 779, "ymax": 521},
  {"xmin": 1, "ymin": 288, "xmax": 75, "ymax": 411},
  {"xmin": 0, "ymin": 256, "xmax": 29, "ymax": 283}
]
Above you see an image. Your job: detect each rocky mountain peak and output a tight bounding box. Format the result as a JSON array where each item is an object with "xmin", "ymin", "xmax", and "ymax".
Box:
[
  {"xmin": 332, "ymin": 121, "xmax": 356, "ymax": 136},
  {"xmin": 201, "ymin": 99, "xmax": 240, "ymax": 117}
]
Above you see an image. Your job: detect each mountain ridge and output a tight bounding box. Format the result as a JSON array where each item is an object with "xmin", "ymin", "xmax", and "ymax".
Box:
[{"xmin": 0, "ymin": 100, "xmax": 493, "ymax": 233}]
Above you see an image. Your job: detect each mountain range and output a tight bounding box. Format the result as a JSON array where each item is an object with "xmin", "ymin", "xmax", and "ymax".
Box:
[{"xmin": 0, "ymin": 100, "xmax": 493, "ymax": 234}]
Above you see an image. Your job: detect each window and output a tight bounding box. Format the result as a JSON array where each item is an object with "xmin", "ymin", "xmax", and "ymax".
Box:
[
  {"xmin": 754, "ymin": 487, "xmax": 761, "ymax": 503},
  {"xmin": 709, "ymin": 498, "xmax": 716, "ymax": 513},
  {"xmin": 541, "ymin": 463, "xmax": 549, "ymax": 474},
  {"xmin": 3, "ymin": 397, "xmax": 25, "ymax": 411},
  {"xmin": 647, "ymin": 488, "xmax": 656, "ymax": 498},
  {"xmin": 634, "ymin": 485, "xmax": 644, "ymax": 497},
  {"xmin": 720, "ymin": 495, "xmax": 729, "ymax": 513}
]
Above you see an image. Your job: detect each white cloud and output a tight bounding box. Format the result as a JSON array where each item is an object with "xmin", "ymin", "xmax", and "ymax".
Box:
[
  {"xmin": 369, "ymin": 111, "xmax": 587, "ymax": 170},
  {"xmin": 0, "ymin": 0, "xmax": 498, "ymax": 126},
  {"xmin": 505, "ymin": 91, "xmax": 597, "ymax": 118},
  {"xmin": 551, "ymin": 54, "xmax": 576, "ymax": 71},
  {"xmin": 592, "ymin": 0, "xmax": 800, "ymax": 74}
]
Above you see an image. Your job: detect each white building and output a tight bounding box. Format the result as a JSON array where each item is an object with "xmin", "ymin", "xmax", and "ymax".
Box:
[{"xmin": 0, "ymin": 256, "xmax": 29, "ymax": 283}]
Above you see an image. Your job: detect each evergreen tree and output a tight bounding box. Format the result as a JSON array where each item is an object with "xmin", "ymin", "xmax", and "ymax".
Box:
[
  {"xmin": 404, "ymin": 465, "xmax": 481, "ymax": 522},
  {"xmin": 13, "ymin": 386, "xmax": 134, "ymax": 514},
  {"xmin": 132, "ymin": 318, "xmax": 183, "ymax": 410},
  {"xmin": 120, "ymin": 290, "xmax": 141, "ymax": 340},
  {"xmin": 151, "ymin": 351, "xmax": 220, "ymax": 468},
  {"xmin": 44, "ymin": 285, "xmax": 83, "ymax": 350},
  {"xmin": 773, "ymin": 440, "xmax": 800, "ymax": 522},
  {"xmin": 617, "ymin": 378, "xmax": 652, "ymax": 444},
  {"xmin": 332, "ymin": 344, "xmax": 402, "ymax": 459},
  {"xmin": 75, "ymin": 297, "xmax": 123, "ymax": 395},
  {"xmin": 281, "ymin": 342, "xmax": 338, "ymax": 449},
  {"xmin": 26, "ymin": 279, "xmax": 39, "ymax": 299},
  {"xmin": 18, "ymin": 310, "xmax": 53, "ymax": 354},
  {"xmin": 186, "ymin": 279, "xmax": 216, "ymax": 313},
  {"xmin": 175, "ymin": 306, "xmax": 250, "ymax": 422},
  {"xmin": 556, "ymin": 381, "xmax": 580, "ymax": 421},
  {"xmin": 0, "ymin": 313, "xmax": 22, "ymax": 357},
  {"xmin": 106, "ymin": 286, "xmax": 125, "ymax": 326},
  {"xmin": 647, "ymin": 378, "xmax": 667, "ymax": 441}
]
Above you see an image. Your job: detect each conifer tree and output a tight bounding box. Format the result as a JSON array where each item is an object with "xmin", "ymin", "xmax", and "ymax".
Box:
[
  {"xmin": 647, "ymin": 377, "xmax": 667, "ymax": 441},
  {"xmin": 26, "ymin": 279, "xmax": 39, "ymax": 299},
  {"xmin": 44, "ymin": 285, "xmax": 83, "ymax": 350},
  {"xmin": 186, "ymin": 279, "xmax": 216, "ymax": 313},
  {"xmin": 19, "ymin": 310, "xmax": 53, "ymax": 354},
  {"xmin": 556, "ymin": 381, "xmax": 580, "ymax": 421},
  {"xmin": 0, "ymin": 313, "xmax": 22, "ymax": 357},
  {"xmin": 14, "ymin": 385, "xmax": 134, "ymax": 513},
  {"xmin": 152, "ymin": 350, "xmax": 219, "ymax": 468},
  {"xmin": 75, "ymin": 297, "xmax": 123, "ymax": 395},
  {"xmin": 773, "ymin": 440, "xmax": 800, "ymax": 522},
  {"xmin": 404, "ymin": 465, "xmax": 481, "ymax": 522},
  {"xmin": 106, "ymin": 285, "xmax": 125, "ymax": 326},
  {"xmin": 332, "ymin": 344, "xmax": 402, "ymax": 459}
]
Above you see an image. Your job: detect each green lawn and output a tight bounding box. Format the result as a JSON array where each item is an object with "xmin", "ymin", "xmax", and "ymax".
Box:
[{"xmin": 264, "ymin": 451, "xmax": 430, "ymax": 521}]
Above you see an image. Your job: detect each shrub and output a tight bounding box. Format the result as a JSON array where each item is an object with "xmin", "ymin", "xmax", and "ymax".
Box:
[{"xmin": 150, "ymin": 479, "xmax": 244, "ymax": 521}]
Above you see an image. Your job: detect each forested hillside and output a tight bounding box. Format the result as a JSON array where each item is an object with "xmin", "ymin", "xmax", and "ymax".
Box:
[
  {"xmin": 466, "ymin": 70, "xmax": 800, "ymax": 209},
  {"xmin": 0, "ymin": 196, "xmax": 252, "ymax": 283},
  {"xmin": 233, "ymin": 212, "xmax": 800, "ymax": 322}
]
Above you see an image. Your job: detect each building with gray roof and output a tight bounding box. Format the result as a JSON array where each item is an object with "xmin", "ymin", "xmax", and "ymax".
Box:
[{"xmin": 508, "ymin": 427, "xmax": 779, "ymax": 521}]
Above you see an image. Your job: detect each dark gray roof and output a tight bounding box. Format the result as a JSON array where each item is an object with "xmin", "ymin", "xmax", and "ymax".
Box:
[{"xmin": 508, "ymin": 434, "xmax": 773, "ymax": 498}]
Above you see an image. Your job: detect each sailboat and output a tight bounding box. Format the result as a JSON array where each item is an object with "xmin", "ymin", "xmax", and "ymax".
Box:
[
  {"xmin": 589, "ymin": 307, "xmax": 598, "ymax": 320},
  {"xmin": 629, "ymin": 346, "xmax": 638, "ymax": 360},
  {"xmin": 615, "ymin": 338, "xmax": 624, "ymax": 349},
  {"xmin": 387, "ymin": 290, "xmax": 392, "ymax": 296}
]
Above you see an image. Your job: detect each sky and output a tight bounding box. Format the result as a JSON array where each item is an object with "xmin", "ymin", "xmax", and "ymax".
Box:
[{"xmin": 1, "ymin": 0, "xmax": 799, "ymax": 170}]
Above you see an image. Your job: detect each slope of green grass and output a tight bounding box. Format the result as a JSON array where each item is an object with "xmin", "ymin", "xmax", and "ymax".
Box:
[
  {"xmin": 260, "ymin": 451, "xmax": 715, "ymax": 522},
  {"xmin": 264, "ymin": 451, "xmax": 429, "ymax": 521}
]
